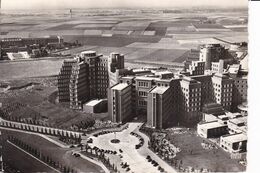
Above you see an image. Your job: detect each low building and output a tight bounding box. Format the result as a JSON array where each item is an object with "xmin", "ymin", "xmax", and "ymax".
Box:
[
  {"xmin": 220, "ymin": 133, "xmax": 247, "ymax": 153},
  {"xmin": 197, "ymin": 121, "xmax": 228, "ymax": 138},
  {"xmin": 6, "ymin": 51, "xmax": 30, "ymax": 60},
  {"xmin": 188, "ymin": 61, "xmax": 205, "ymax": 76},
  {"xmin": 228, "ymin": 116, "xmax": 247, "ymax": 134},
  {"xmin": 83, "ymin": 99, "xmax": 107, "ymax": 113},
  {"xmin": 237, "ymin": 102, "xmax": 248, "ymax": 115}
]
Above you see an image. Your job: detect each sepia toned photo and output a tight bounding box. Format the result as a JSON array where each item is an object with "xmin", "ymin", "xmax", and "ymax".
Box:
[{"xmin": 0, "ymin": 0, "xmax": 249, "ymax": 173}]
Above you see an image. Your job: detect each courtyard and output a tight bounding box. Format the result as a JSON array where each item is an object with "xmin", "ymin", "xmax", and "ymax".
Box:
[
  {"xmin": 166, "ymin": 128, "xmax": 246, "ymax": 172},
  {"xmin": 88, "ymin": 123, "xmax": 177, "ymax": 173}
]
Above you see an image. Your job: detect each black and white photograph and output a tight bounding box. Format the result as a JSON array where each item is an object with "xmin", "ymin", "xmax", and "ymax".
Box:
[{"xmin": 0, "ymin": 0, "xmax": 257, "ymax": 173}]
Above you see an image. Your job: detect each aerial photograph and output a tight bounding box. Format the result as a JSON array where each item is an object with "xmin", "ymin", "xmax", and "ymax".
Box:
[{"xmin": 0, "ymin": 0, "xmax": 248, "ymax": 172}]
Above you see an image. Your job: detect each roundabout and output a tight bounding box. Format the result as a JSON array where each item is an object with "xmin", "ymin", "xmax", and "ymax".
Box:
[{"xmin": 88, "ymin": 123, "xmax": 177, "ymax": 173}]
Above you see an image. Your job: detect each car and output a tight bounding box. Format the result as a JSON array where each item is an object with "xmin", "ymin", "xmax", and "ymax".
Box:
[
  {"xmin": 73, "ymin": 153, "xmax": 80, "ymax": 157},
  {"xmin": 77, "ymin": 143, "xmax": 83, "ymax": 147}
]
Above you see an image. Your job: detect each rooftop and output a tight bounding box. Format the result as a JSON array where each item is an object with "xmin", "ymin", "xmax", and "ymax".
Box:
[
  {"xmin": 135, "ymin": 76, "xmax": 157, "ymax": 81},
  {"xmin": 85, "ymin": 99, "xmax": 104, "ymax": 106},
  {"xmin": 121, "ymin": 76, "xmax": 135, "ymax": 80},
  {"xmin": 111, "ymin": 83, "xmax": 129, "ymax": 91},
  {"xmin": 222, "ymin": 133, "xmax": 247, "ymax": 143},
  {"xmin": 229, "ymin": 116, "xmax": 247, "ymax": 125},
  {"xmin": 213, "ymin": 73, "xmax": 230, "ymax": 79},
  {"xmin": 198, "ymin": 121, "xmax": 227, "ymax": 129},
  {"xmin": 149, "ymin": 86, "xmax": 169, "ymax": 94}
]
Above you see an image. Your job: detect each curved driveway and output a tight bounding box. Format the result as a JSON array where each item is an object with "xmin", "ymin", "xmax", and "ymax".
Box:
[{"xmin": 89, "ymin": 123, "xmax": 177, "ymax": 173}]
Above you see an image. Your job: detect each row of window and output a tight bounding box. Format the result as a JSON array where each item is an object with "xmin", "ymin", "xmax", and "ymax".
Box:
[
  {"xmin": 138, "ymin": 100, "xmax": 147, "ymax": 106},
  {"xmin": 138, "ymin": 91, "xmax": 148, "ymax": 97},
  {"xmin": 138, "ymin": 81, "xmax": 149, "ymax": 88}
]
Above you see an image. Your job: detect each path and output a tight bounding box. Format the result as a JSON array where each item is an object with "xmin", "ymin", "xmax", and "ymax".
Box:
[
  {"xmin": 89, "ymin": 122, "xmax": 177, "ymax": 173},
  {"xmin": 7, "ymin": 140, "xmax": 61, "ymax": 173}
]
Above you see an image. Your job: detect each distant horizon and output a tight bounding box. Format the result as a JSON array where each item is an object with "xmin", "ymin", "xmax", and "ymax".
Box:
[{"xmin": 1, "ymin": 0, "xmax": 248, "ymax": 10}]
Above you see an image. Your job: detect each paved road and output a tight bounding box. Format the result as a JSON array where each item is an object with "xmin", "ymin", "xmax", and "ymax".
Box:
[{"xmin": 89, "ymin": 123, "xmax": 177, "ymax": 173}]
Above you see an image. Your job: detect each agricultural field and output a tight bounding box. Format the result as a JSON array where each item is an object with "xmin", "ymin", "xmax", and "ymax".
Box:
[{"xmin": 0, "ymin": 9, "xmax": 247, "ymax": 65}]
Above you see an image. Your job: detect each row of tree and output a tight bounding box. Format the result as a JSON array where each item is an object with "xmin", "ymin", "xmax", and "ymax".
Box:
[
  {"xmin": 8, "ymin": 136, "xmax": 77, "ymax": 173},
  {"xmin": 2, "ymin": 121, "xmax": 82, "ymax": 144},
  {"xmin": 84, "ymin": 144, "xmax": 118, "ymax": 173},
  {"xmin": 140, "ymin": 126, "xmax": 210, "ymax": 173}
]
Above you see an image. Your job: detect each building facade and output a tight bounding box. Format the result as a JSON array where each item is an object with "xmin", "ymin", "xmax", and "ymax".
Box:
[
  {"xmin": 58, "ymin": 51, "xmax": 109, "ymax": 109},
  {"xmin": 212, "ymin": 73, "xmax": 233, "ymax": 111},
  {"xmin": 147, "ymin": 86, "xmax": 172, "ymax": 129},
  {"xmin": 108, "ymin": 83, "xmax": 132, "ymax": 123},
  {"xmin": 199, "ymin": 44, "xmax": 227, "ymax": 70},
  {"xmin": 58, "ymin": 59, "xmax": 77, "ymax": 102}
]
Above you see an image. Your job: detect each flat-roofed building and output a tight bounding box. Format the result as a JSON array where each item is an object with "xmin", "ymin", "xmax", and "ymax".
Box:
[
  {"xmin": 202, "ymin": 103, "xmax": 225, "ymax": 116},
  {"xmin": 192, "ymin": 75, "xmax": 215, "ymax": 106},
  {"xmin": 70, "ymin": 61, "xmax": 88, "ymax": 109},
  {"xmin": 135, "ymin": 76, "xmax": 155, "ymax": 114},
  {"xmin": 197, "ymin": 121, "xmax": 228, "ymax": 138},
  {"xmin": 108, "ymin": 52, "xmax": 127, "ymax": 87},
  {"xmin": 220, "ymin": 133, "xmax": 247, "ymax": 153},
  {"xmin": 108, "ymin": 83, "xmax": 132, "ymax": 123},
  {"xmin": 180, "ymin": 77, "xmax": 202, "ymax": 125},
  {"xmin": 211, "ymin": 60, "xmax": 224, "ymax": 74},
  {"xmin": 199, "ymin": 44, "xmax": 227, "ymax": 70},
  {"xmin": 83, "ymin": 99, "xmax": 107, "ymax": 113},
  {"xmin": 147, "ymin": 86, "xmax": 172, "ymax": 129},
  {"xmin": 81, "ymin": 51, "xmax": 108, "ymax": 99},
  {"xmin": 237, "ymin": 102, "xmax": 248, "ymax": 115},
  {"xmin": 212, "ymin": 73, "xmax": 233, "ymax": 111},
  {"xmin": 58, "ymin": 50, "xmax": 109, "ymax": 109},
  {"xmin": 228, "ymin": 116, "xmax": 247, "ymax": 134},
  {"xmin": 58, "ymin": 59, "xmax": 77, "ymax": 102},
  {"xmin": 232, "ymin": 75, "xmax": 248, "ymax": 111},
  {"xmin": 188, "ymin": 61, "xmax": 205, "ymax": 76}
]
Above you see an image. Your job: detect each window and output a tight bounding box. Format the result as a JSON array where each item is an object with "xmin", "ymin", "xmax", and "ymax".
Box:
[
  {"xmin": 138, "ymin": 100, "xmax": 147, "ymax": 106},
  {"xmin": 138, "ymin": 81, "xmax": 149, "ymax": 88},
  {"xmin": 138, "ymin": 91, "xmax": 147, "ymax": 97}
]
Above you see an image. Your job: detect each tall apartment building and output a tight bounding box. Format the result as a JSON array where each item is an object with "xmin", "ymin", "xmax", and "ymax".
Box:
[
  {"xmin": 199, "ymin": 44, "xmax": 227, "ymax": 70},
  {"xmin": 231, "ymin": 75, "xmax": 248, "ymax": 111},
  {"xmin": 179, "ymin": 77, "xmax": 202, "ymax": 125},
  {"xmin": 58, "ymin": 59, "xmax": 77, "ymax": 102},
  {"xmin": 191, "ymin": 74, "xmax": 215, "ymax": 108},
  {"xmin": 58, "ymin": 51, "xmax": 109, "ymax": 109},
  {"xmin": 108, "ymin": 67, "xmax": 246, "ymax": 128},
  {"xmin": 147, "ymin": 86, "xmax": 172, "ymax": 129},
  {"xmin": 69, "ymin": 61, "xmax": 88, "ymax": 109},
  {"xmin": 212, "ymin": 73, "xmax": 233, "ymax": 111},
  {"xmin": 108, "ymin": 83, "xmax": 132, "ymax": 123},
  {"xmin": 108, "ymin": 52, "xmax": 127, "ymax": 87},
  {"xmin": 81, "ymin": 51, "xmax": 108, "ymax": 99}
]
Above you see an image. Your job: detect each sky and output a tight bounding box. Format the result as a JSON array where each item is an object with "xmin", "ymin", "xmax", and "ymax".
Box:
[{"xmin": 1, "ymin": 0, "xmax": 248, "ymax": 10}]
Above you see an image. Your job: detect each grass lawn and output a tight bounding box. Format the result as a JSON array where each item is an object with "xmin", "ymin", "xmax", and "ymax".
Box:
[
  {"xmin": 166, "ymin": 128, "xmax": 246, "ymax": 172},
  {"xmin": 3, "ymin": 140, "xmax": 53, "ymax": 173},
  {"xmin": 0, "ymin": 77, "xmax": 108, "ymax": 128},
  {"xmin": 1, "ymin": 129, "xmax": 104, "ymax": 173}
]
